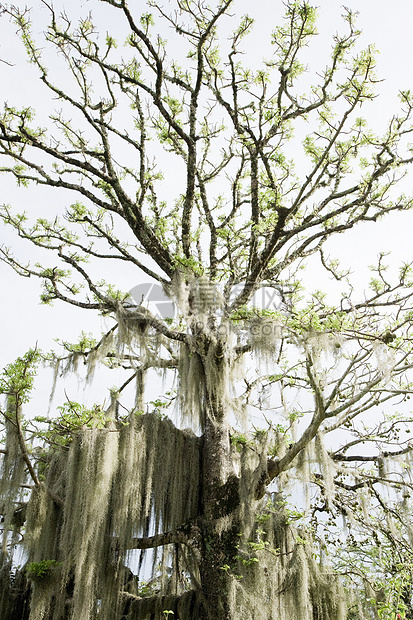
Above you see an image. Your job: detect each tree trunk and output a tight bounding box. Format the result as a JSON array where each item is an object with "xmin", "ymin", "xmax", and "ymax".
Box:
[{"xmin": 197, "ymin": 343, "xmax": 242, "ymax": 620}]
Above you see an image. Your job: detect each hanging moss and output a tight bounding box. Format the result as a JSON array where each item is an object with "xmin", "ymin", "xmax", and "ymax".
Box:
[
  {"xmin": 110, "ymin": 413, "xmax": 201, "ymax": 616},
  {"xmin": 0, "ymin": 404, "xmax": 26, "ymax": 556},
  {"xmin": 60, "ymin": 424, "xmax": 119, "ymax": 619},
  {"xmin": 213, "ymin": 432, "xmax": 347, "ymax": 620},
  {"xmin": 1, "ymin": 408, "xmax": 359, "ymax": 620},
  {"xmin": 296, "ymin": 441, "xmax": 316, "ymax": 511},
  {"xmin": 2, "ymin": 350, "xmax": 356, "ymax": 620},
  {"xmin": 227, "ymin": 492, "xmax": 347, "ymax": 620},
  {"xmin": 249, "ymin": 316, "xmax": 283, "ymax": 369},
  {"xmin": 314, "ymin": 432, "xmax": 336, "ymax": 509},
  {"xmin": 372, "ymin": 341, "xmax": 395, "ymax": 383},
  {"xmin": 178, "ymin": 344, "xmax": 206, "ymax": 427},
  {"xmin": 178, "ymin": 331, "xmax": 244, "ymax": 430},
  {"xmin": 19, "ymin": 413, "xmax": 201, "ymax": 620},
  {"xmin": 116, "ymin": 305, "xmax": 162, "ymax": 368},
  {"xmin": 85, "ymin": 328, "xmax": 116, "ymax": 382},
  {"xmin": 0, "ymin": 559, "xmax": 31, "ymax": 620},
  {"xmin": 24, "ymin": 483, "xmax": 62, "ymax": 620}
]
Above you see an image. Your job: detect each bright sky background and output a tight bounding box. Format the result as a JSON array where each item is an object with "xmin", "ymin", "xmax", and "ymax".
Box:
[{"xmin": 1, "ymin": 0, "xmax": 413, "ymax": 408}]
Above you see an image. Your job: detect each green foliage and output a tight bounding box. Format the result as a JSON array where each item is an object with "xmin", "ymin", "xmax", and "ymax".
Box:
[
  {"xmin": 95, "ymin": 280, "xmax": 130, "ymax": 302},
  {"xmin": 375, "ymin": 562, "xmax": 412, "ymax": 619},
  {"xmin": 173, "ymin": 255, "xmax": 204, "ymax": 276},
  {"xmin": 34, "ymin": 401, "xmax": 107, "ymax": 448},
  {"xmin": 59, "ymin": 331, "xmax": 98, "ymax": 354},
  {"xmin": 229, "ymin": 306, "xmax": 283, "ymax": 323},
  {"xmin": 234, "ymin": 525, "xmax": 279, "ymax": 572},
  {"xmin": 230, "ymin": 432, "xmax": 252, "ymax": 451},
  {"xmin": 150, "ymin": 397, "xmax": 171, "ymax": 420},
  {"xmin": 26, "ymin": 560, "xmax": 61, "ymax": 582},
  {"xmin": 137, "ymin": 579, "xmax": 159, "ymax": 597},
  {"xmin": 0, "ymin": 348, "xmax": 41, "ymax": 404}
]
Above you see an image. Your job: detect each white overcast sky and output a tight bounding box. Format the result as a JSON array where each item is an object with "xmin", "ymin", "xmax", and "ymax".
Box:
[{"xmin": 0, "ymin": 0, "xmax": 413, "ymax": 393}]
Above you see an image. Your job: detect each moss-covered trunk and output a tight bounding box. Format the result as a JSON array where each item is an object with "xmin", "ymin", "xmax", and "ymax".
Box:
[
  {"xmin": 198, "ymin": 525, "xmax": 239, "ymax": 620},
  {"xmin": 196, "ymin": 340, "xmax": 243, "ymax": 620},
  {"xmin": 198, "ymin": 421, "xmax": 237, "ymax": 619}
]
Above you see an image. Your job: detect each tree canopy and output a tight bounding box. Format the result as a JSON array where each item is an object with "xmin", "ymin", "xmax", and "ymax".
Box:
[{"xmin": 1, "ymin": 1, "xmax": 413, "ymax": 619}]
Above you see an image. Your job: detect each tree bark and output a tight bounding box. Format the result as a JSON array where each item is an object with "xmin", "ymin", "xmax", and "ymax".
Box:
[{"xmin": 196, "ymin": 344, "xmax": 242, "ymax": 620}]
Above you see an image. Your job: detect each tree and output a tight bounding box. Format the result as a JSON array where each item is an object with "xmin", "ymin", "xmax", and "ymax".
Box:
[{"xmin": 1, "ymin": 1, "xmax": 413, "ymax": 618}]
